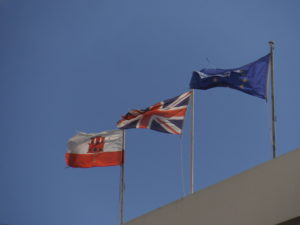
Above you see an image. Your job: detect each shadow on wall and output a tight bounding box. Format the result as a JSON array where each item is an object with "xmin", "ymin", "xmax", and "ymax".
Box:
[{"xmin": 277, "ymin": 216, "xmax": 300, "ymax": 225}]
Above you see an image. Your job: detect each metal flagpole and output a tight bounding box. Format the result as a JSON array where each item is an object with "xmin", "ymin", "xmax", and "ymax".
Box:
[
  {"xmin": 120, "ymin": 130, "xmax": 125, "ymax": 225},
  {"xmin": 269, "ymin": 41, "xmax": 277, "ymax": 159},
  {"xmin": 190, "ymin": 89, "xmax": 195, "ymax": 194}
]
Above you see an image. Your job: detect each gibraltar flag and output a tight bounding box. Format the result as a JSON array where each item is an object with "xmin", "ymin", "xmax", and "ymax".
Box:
[{"xmin": 66, "ymin": 130, "xmax": 124, "ymax": 168}]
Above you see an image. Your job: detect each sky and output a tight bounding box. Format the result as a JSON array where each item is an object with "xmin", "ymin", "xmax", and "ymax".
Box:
[{"xmin": 1, "ymin": 0, "xmax": 300, "ymax": 224}]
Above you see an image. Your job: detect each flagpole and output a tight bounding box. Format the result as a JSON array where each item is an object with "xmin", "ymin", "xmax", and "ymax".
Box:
[
  {"xmin": 190, "ymin": 89, "xmax": 195, "ymax": 194},
  {"xmin": 269, "ymin": 41, "xmax": 277, "ymax": 159},
  {"xmin": 120, "ymin": 130, "xmax": 125, "ymax": 225}
]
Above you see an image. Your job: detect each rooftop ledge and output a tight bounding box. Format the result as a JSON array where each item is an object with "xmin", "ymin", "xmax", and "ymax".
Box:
[{"xmin": 126, "ymin": 148, "xmax": 300, "ymax": 225}]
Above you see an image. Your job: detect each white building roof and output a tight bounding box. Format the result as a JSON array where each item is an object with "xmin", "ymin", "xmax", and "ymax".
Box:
[{"xmin": 125, "ymin": 148, "xmax": 300, "ymax": 225}]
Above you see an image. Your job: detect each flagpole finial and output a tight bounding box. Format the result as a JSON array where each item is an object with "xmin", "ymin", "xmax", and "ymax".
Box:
[{"xmin": 269, "ymin": 41, "xmax": 275, "ymax": 49}]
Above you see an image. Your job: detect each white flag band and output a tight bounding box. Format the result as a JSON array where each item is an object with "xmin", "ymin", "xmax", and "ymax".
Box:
[{"xmin": 67, "ymin": 130, "xmax": 123, "ymax": 154}]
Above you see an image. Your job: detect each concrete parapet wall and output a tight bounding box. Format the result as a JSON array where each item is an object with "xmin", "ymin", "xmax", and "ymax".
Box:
[{"xmin": 126, "ymin": 148, "xmax": 300, "ymax": 225}]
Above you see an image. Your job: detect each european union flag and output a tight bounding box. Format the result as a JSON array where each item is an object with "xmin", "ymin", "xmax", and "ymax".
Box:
[{"xmin": 190, "ymin": 54, "xmax": 270, "ymax": 99}]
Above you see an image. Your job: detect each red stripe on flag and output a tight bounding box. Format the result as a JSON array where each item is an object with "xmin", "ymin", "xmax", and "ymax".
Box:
[
  {"xmin": 156, "ymin": 117, "xmax": 180, "ymax": 134},
  {"xmin": 138, "ymin": 108, "xmax": 187, "ymax": 129},
  {"xmin": 65, "ymin": 151, "xmax": 124, "ymax": 168}
]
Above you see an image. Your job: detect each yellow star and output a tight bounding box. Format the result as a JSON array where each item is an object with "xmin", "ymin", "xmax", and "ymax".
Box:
[
  {"xmin": 242, "ymin": 78, "xmax": 248, "ymax": 83},
  {"xmin": 239, "ymin": 84, "xmax": 244, "ymax": 89}
]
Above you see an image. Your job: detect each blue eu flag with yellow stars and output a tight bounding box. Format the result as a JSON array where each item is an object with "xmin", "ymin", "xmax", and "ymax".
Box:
[{"xmin": 190, "ymin": 54, "xmax": 270, "ymax": 99}]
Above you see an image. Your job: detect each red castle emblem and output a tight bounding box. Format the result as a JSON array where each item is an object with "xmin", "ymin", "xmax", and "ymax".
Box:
[{"xmin": 87, "ymin": 136, "xmax": 105, "ymax": 153}]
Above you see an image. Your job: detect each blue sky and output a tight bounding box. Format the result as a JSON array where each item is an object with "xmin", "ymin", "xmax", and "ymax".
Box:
[{"xmin": 1, "ymin": 0, "xmax": 300, "ymax": 224}]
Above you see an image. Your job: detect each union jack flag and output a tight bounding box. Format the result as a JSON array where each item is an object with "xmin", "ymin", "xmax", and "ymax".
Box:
[{"xmin": 117, "ymin": 91, "xmax": 192, "ymax": 134}]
